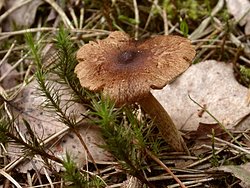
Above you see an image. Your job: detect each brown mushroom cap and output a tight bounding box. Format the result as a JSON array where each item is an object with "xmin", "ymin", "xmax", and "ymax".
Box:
[{"xmin": 75, "ymin": 31, "xmax": 195, "ymax": 105}]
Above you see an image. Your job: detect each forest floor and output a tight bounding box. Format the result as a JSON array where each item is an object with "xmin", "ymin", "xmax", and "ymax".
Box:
[{"xmin": 0, "ymin": 0, "xmax": 250, "ymax": 187}]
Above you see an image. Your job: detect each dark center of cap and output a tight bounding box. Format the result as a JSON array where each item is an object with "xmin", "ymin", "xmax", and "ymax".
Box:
[{"xmin": 118, "ymin": 50, "xmax": 138, "ymax": 64}]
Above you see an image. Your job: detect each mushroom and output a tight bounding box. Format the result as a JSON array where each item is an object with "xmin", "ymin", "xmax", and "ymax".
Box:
[{"xmin": 75, "ymin": 31, "xmax": 195, "ymax": 153}]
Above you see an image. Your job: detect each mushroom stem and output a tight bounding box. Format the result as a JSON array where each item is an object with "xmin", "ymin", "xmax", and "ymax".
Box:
[{"xmin": 139, "ymin": 92, "xmax": 189, "ymax": 154}]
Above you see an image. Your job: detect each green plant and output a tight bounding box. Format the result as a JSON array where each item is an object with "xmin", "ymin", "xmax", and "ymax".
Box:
[
  {"xmin": 23, "ymin": 28, "xmax": 163, "ymax": 187},
  {"xmin": 89, "ymin": 97, "xmax": 160, "ymax": 188},
  {"xmin": 210, "ymin": 129, "xmax": 220, "ymax": 167},
  {"xmin": 240, "ymin": 65, "xmax": 250, "ymax": 86},
  {"xmin": 180, "ymin": 18, "xmax": 189, "ymax": 37},
  {"xmin": 62, "ymin": 153, "xmax": 105, "ymax": 188}
]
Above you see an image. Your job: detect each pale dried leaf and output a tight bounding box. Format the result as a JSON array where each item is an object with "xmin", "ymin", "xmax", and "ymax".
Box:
[
  {"xmin": 8, "ymin": 80, "xmax": 113, "ymax": 173},
  {"xmin": 52, "ymin": 125, "xmax": 114, "ymax": 165},
  {"xmin": 226, "ymin": 0, "xmax": 250, "ymax": 35},
  {"xmin": 0, "ymin": 0, "xmax": 4, "ymax": 11},
  {"xmin": 153, "ymin": 60, "xmax": 250, "ymax": 131},
  {"xmin": 0, "ymin": 61, "xmax": 19, "ymax": 89},
  {"xmin": 218, "ymin": 163, "xmax": 250, "ymax": 188},
  {"xmin": 4, "ymin": 0, "xmax": 43, "ymax": 31}
]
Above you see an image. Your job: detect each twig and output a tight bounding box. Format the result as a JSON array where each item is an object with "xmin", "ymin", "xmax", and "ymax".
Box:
[
  {"xmin": 188, "ymin": 95, "xmax": 241, "ymax": 146},
  {"xmin": 186, "ymin": 134, "xmax": 243, "ymax": 168},
  {"xmin": 145, "ymin": 149, "xmax": 187, "ymax": 188},
  {"xmin": 144, "ymin": 0, "xmax": 158, "ymax": 30},
  {"xmin": 168, "ymin": 177, "xmax": 215, "ymax": 188},
  {"xmin": 72, "ymin": 129, "xmax": 100, "ymax": 173},
  {"xmin": 207, "ymin": 135, "xmax": 250, "ymax": 155},
  {"xmin": 83, "ymin": 12, "xmax": 101, "ymax": 29},
  {"xmin": 133, "ymin": 0, "xmax": 139, "ymax": 40},
  {"xmin": 26, "ymin": 181, "xmax": 63, "ymax": 188},
  {"xmin": 0, "ymin": 27, "xmax": 110, "ymax": 36},
  {"xmin": 0, "ymin": 46, "xmax": 26, "ymax": 54},
  {"xmin": 43, "ymin": 0, "xmax": 74, "ymax": 29},
  {"xmin": 168, "ymin": 22, "xmax": 179, "ymax": 34},
  {"xmin": 80, "ymin": 169, "xmax": 108, "ymax": 186},
  {"xmin": 0, "ymin": 53, "xmax": 29, "ymax": 82},
  {"xmin": 148, "ymin": 174, "xmax": 209, "ymax": 181},
  {"xmin": 0, "ymin": 0, "xmax": 33, "ymax": 24},
  {"xmin": 189, "ymin": 0, "xmax": 224, "ymax": 40},
  {"xmin": 186, "ymin": 146, "xmax": 225, "ymax": 168},
  {"xmin": 162, "ymin": 5, "xmax": 168, "ymax": 35},
  {"xmin": 0, "ymin": 169, "xmax": 22, "ymax": 188},
  {"xmin": 79, "ymin": 7, "xmax": 84, "ymax": 29},
  {"xmin": 3, "ymin": 111, "xmax": 70, "ymax": 172},
  {"xmin": 239, "ymin": 55, "xmax": 250, "ymax": 65},
  {"xmin": 0, "ymin": 40, "xmax": 16, "ymax": 67},
  {"xmin": 0, "ymin": 27, "xmax": 57, "ymax": 37},
  {"xmin": 43, "ymin": 166, "xmax": 54, "ymax": 188},
  {"xmin": 26, "ymin": 172, "xmax": 32, "ymax": 186},
  {"xmin": 69, "ymin": 6, "xmax": 78, "ymax": 28}
]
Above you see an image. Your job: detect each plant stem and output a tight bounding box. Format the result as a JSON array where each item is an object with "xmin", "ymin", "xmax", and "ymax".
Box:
[
  {"xmin": 139, "ymin": 92, "xmax": 189, "ymax": 154},
  {"xmin": 71, "ymin": 128, "xmax": 99, "ymax": 173},
  {"xmin": 5, "ymin": 132, "xmax": 63, "ymax": 164},
  {"xmin": 145, "ymin": 148, "xmax": 187, "ymax": 188}
]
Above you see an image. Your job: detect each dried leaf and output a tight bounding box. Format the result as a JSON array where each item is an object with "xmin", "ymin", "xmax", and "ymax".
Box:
[
  {"xmin": 226, "ymin": 0, "xmax": 250, "ymax": 35},
  {"xmin": 153, "ymin": 60, "xmax": 250, "ymax": 131},
  {"xmin": 186, "ymin": 123, "xmax": 230, "ymax": 155},
  {"xmin": 3, "ymin": 0, "xmax": 44, "ymax": 31},
  {"xmin": 8, "ymin": 80, "xmax": 113, "ymax": 173},
  {"xmin": 218, "ymin": 163, "xmax": 250, "ymax": 188},
  {"xmin": 0, "ymin": 0, "xmax": 4, "ymax": 11},
  {"xmin": 194, "ymin": 123, "xmax": 226, "ymax": 140},
  {"xmin": 52, "ymin": 125, "xmax": 114, "ymax": 165},
  {"xmin": 0, "ymin": 61, "xmax": 20, "ymax": 89}
]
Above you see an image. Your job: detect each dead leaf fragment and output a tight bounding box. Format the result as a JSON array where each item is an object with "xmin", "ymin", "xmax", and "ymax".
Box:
[
  {"xmin": 0, "ymin": 61, "xmax": 20, "ymax": 89},
  {"xmin": 52, "ymin": 125, "xmax": 114, "ymax": 165},
  {"xmin": 0, "ymin": 0, "xmax": 4, "ymax": 11},
  {"xmin": 218, "ymin": 163, "xmax": 250, "ymax": 188},
  {"xmin": 153, "ymin": 60, "xmax": 250, "ymax": 131},
  {"xmin": 226, "ymin": 0, "xmax": 250, "ymax": 35},
  {"xmin": 3, "ymin": 0, "xmax": 44, "ymax": 31},
  {"xmin": 7, "ymin": 80, "xmax": 113, "ymax": 173}
]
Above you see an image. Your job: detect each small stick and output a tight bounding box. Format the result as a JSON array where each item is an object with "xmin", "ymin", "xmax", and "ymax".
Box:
[
  {"xmin": 43, "ymin": 165, "xmax": 54, "ymax": 188},
  {"xmin": 239, "ymin": 56, "xmax": 250, "ymax": 65},
  {"xmin": 0, "ymin": 27, "xmax": 110, "ymax": 37},
  {"xmin": 189, "ymin": 95, "xmax": 241, "ymax": 146},
  {"xmin": 72, "ymin": 129, "xmax": 100, "ymax": 173},
  {"xmin": 207, "ymin": 135, "xmax": 250, "ymax": 155},
  {"xmin": 189, "ymin": 0, "xmax": 224, "ymax": 40},
  {"xmin": 144, "ymin": 0, "xmax": 157, "ymax": 30},
  {"xmin": 168, "ymin": 177, "xmax": 214, "ymax": 188},
  {"xmin": 148, "ymin": 174, "xmax": 208, "ymax": 181},
  {"xmin": 0, "ymin": 169, "xmax": 22, "ymax": 188},
  {"xmin": 69, "ymin": 6, "xmax": 78, "ymax": 28},
  {"xmin": 79, "ymin": 8, "xmax": 84, "ymax": 29},
  {"xmin": 43, "ymin": 0, "xmax": 74, "ymax": 29},
  {"xmin": 146, "ymin": 149, "xmax": 187, "ymax": 188},
  {"xmin": 186, "ymin": 133, "xmax": 243, "ymax": 168},
  {"xmin": 186, "ymin": 146, "xmax": 225, "ymax": 169},
  {"xmin": 0, "ymin": 41, "xmax": 16, "ymax": 67},
  {"xmin": 133, "ymin": 0, "xmax": 139, "ymax": 40},
  {"xmin": 0, "ymin": 53, "xmax": 29, "ymax": 82},
  {"xmin": 162, "ymin": 5, "xmax": 168, "ymax": 35},
  {"xmin": 0, "ymin": 0, "xmax": 33, "ymax": 24}
]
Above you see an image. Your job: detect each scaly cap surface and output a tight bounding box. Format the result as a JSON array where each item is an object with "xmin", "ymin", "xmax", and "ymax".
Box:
[{"xmin": 75, "ymin": 31, "xmax": 195, "ymax": 105}]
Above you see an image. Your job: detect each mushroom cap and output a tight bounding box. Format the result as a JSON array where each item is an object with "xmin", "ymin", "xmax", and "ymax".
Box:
[{"xmin": 75, "ymin": 31, "xmax": 196, "ymax": 105}]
